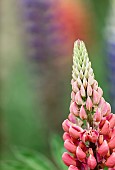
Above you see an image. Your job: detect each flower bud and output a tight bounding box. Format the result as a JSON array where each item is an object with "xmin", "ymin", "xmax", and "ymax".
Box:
[
  {"xmin": 83, "ymin": 77, "xmax": 87, "ymax": 89},
  {"xmin": 75, "ymin": 92, "xmax": 83, "ymax": 105},
  {"xmin": 64, "ymin": 139, "xmax": 76, "ymax": 153},
  {"xmin": 87, "ymin": 83, "xmax": 92, "ymax": 96},
  {"xmin": 109, "ymin": 114, "xmax": 115, "ymax": 129},
  {"xmin": 86, "ymin": 96, "xmax": 93, "ymax": 111},
  {"xmin": 69, "ymin": 126, "xmax": 83, "ymax": 139},
  {"xmin": 87, "ymin": 154, "xmax": 97, "ymax": 169},
  {"xmin": 80, "ymin": 85, "xmax": 86, "ymax": 97},
  {"xmin": 62, "ymin": 119, "xmax": 71, "ymax": 132},
  {"xmin": 108, "ymin": 136, "xmax": 115, "ymax": 149},
  {"xmin": 98, "ymin": 140, "xmax": 109, "ymax": 156},
  {"xmin": 101, "ymin": 120, "xmax": 110, "ymax": 135},
  {"xmin": 105, "ymin": 152, "xmax": 115, "ymax": 168},
  {"xmin": 70, "ymin": 102, "xmax": 79, "ymax": 116},
  {"xmin": 68, "ymin": 113, "xmax": 77, "ymax": 124},
  {"xmin": 72, "ymin": 81, "xmax": 79, "ymax": 93},
  {"xmin": 76, "ymin": 146, "xmax": 86, "ymax": 162},
  {"xmin": 71, "ymin": 91, "xmax": 76, "ymax": 101},
  {"xmin": 88, "ymin": 76, "xmax": 94, "ymax": 85},
  {"xmin": 79, "ymin": 105, "xmax": 87, "ymax": 120},
  {"xmin": 94, "ymin": 108, "xmax": 102, "ymax": 122},
  {"xmin": 63, "ymin": 132, "xmax": 71, "ymax": 141},
  {"xmin": 93, "ymin": 90, "xmax": 100, "ymax": 105},
  {"xmin": 62, "ymin": 152, "xmax": 76, "ymax": 167}
]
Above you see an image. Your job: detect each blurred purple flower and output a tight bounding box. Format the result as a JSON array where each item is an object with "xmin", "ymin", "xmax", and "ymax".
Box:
[
  {"xmin": 20, "ymin": 0, "xmax": 70, "ymax": 61},
  {"xmin": 105, "ymin": 0, "xmax": 115, "ymax": 111}
]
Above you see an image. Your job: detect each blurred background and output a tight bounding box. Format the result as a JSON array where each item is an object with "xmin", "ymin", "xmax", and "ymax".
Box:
[{"xmin": 1, "ymin": 0, "xmax": 115, "ymax": 169}]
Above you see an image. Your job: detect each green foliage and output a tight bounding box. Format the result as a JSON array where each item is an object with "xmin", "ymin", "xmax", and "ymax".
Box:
[
  {"xmin": 1, "ymin": 135, "xmax": 67, "ymax": 170},
  {"xmin": 50, "ymin": 134, "xmax": 67, "ymax": 170}
]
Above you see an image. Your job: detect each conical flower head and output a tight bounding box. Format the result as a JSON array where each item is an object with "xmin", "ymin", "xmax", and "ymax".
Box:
[
  {"xmin": 72, "ymin": 40, "xmax": 94, "ymax": 83},
  {"xmin": 62, "ymin": 40, "xmax": 115, "ymax": 170}
]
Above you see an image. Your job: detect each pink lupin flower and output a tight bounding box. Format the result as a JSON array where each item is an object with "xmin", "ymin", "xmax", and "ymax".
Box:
[
  {"xmin": 70, "ymin": 102, "xmax": 79, "ymax": 116},
  {"xmin": 105, "ymin": 152, "xmax": 115, "ymax": 168},
  {"xmin": 76, "ymin": 146, "xmax": 86, "ymax": 162},
  {"xmin": 62, "ymin": 152, "xmax": 76, "ymax": 167},
  {"xmin": 109, "ymin": 114, "xmax": 115, "ymax": 128},
  {"xmin": 72, "ymin": 81, "xmax": 79, "ymax": 93},
  {"xmin": 80, "ymin": 85, "xmax": 86, "ymax": 97},
  {"xmin": 108, "ymin": 136, "xmax": 115, "ymax": 149},
  {"xmin": 75, "ymin": 91, "xmax": 83, "ymax": 105},
  {"xmin": 62, "ymin": 40, "xmax": 115, "ymax": 170},
  {"xmin": 87, "ymin": 83, "xmax": 92, "ymax": 96},
  {"xmin": 63, "ymin": 132, "xmax": 71, "ymax": 141},
  {"xmin": 86, "ymin": 96, "xmax": 93, "ymax": 111},
  {"xmin": 93, "ymin": 89, "xmax": 101, "ymax": 105},
  {"xmin": 79, "ymin": 105, "xmax": 87, "ymax": 120},
  {"xmin": 94, "ymin": 108, "xmax": 102, "ymax": 122},
  {"xmin": 87, "ymin": 154, "xmax": 97, "ymax": 169},
  {"xmin": 68, "ymin": 113, "xmax": 77, "ymax": 124},
  {"xmin": 71, "ymin": 91, "xmax": 76, "ymax": 102},
  {"xmin": 98, "ymin": 140, "xmax": 109, "ymax": 156},
  {"xmin": 100, "ymin": 120, "xmax": 110, "ymax": 135},
  {"xmin": 69, "ymin": 126, "xmax": 83, "ymax": 139},
  {"xmin": 62, "ymin": 119, "xmax": 71, "ymax": 132},
  {"xmin": 68, "ymin": 165, "xmax": 79, "ymax": 170},
  {"xmin": 64, "ymin": 139, "xmax": 76, "ymax": 153}
]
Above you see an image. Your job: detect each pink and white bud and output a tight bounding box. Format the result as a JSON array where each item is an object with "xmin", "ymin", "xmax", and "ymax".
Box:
[
  {"xmin": 98, "ymin": 97, "xmax": 105, "ymax": 108},
  {"xmin": 62, "ymin": 119, "xmax": 71, "ymax": 132},
  {"xmin": 62, "ymin": 152, "xmax": 76, "ymax": 167},
  {"xmin": 72, "ymin": 81, "xmax": 79, "ymax": 93},
  {"xmin": 76, "ymin": 146, "xmax": 86, "ymax": 162},
  {"xmin": 75, "ymin": 92, "xmax": 83, "ymax": 105},
  {"xmin": 79, "ymin": 105, "xmax": 87, "ymax": 120},
  {"xmin": 87, "ymin": 83, "xmax": 92, "ymax": 96},
  {"xmin": 71, "ymin": 91, "xmax": 76, "ymax": 102},
  {"xmin": 93, "ymin": 80, "xmax": 98, "ymax": 90},
  {"xmin": 68, "ymin": 165, "xmax": 79, "ymax": 170},
  {"xmin": 69, "ymin": 126, "xmax": 83, "ymax": 139},
  {"xmin": 86, "ymin": 96, "xmax": 93, "ymax": 111},
  {"xmin": 94, "ymin": 108, "xmax": 102, "ymax": 122},
  {"xmin": 70, "ymin": 102, "xmax": 79, "ymax": 116},
  {"xmin": 77, "ymin": 76, "xmax": 82, "ymax": 87},
  {"xmin": 101, "ymin": 102, "xmax": 108, "ymax": 116},
  {"xmin": 106, "ymin": 102, "xmax": 111, "ymax": 115},
  {"xmin": 93, "ymin": 90, "xmax": 101, "ymax": 105},
  {"xmin": 68, "ymin": 113, "xmax": 77, "ymax": 124},
  {"xmin": 108, "ymin": 136, "xmax": 115, "ymax": 149},
  {"xmin": 98, "ymin": 140, "xmax": 109, "ymax": 156},
  {"xmin": 97, "ymin": 87, "xmax": 103, "ymax": 98},
  {"xmin": 101, "ymin": 120, "xmax": 110, "ymax": 135},
  {"xmin": 63, "ymin": 132, "xmax": 71, "ymax": 141},
  {"xmin": 109, "ymin": 114, "xmax": 115, "ymax": 129},
  {"xmin": 64, "ymin": 139, "xmax": 76, "ymax": 153},
  {"xmin": 83, "ymin": 77, "xmax": 87, "ymax": 89},
  {"xmin": 80, "ymin": 85, "xmax": 86, "ymax": 97},
  {"xmin": 105, "ymin": 152, "xmax": 115, "ymax": 168},
  {"xmin": 88, "ymin": 76, "xmax": 94, "ymax": 85},
  {"xmin": 87, "ymin": 154, "xmax": 97, "ymax": 169}
]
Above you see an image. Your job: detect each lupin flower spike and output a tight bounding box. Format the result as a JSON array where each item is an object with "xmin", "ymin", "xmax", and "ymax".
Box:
[{"xmin": 62, "ymin": 40, "xmax": 115, "ymax": 170}]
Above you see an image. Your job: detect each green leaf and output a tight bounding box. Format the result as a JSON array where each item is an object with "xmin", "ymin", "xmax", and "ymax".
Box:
[
  {"xmin": 13, "ymin": 147, "xmax": 57, "ymax": 170},
  {"xmin": 50, "ymin": 134, "xmax": 67, "ymax": 170}
]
